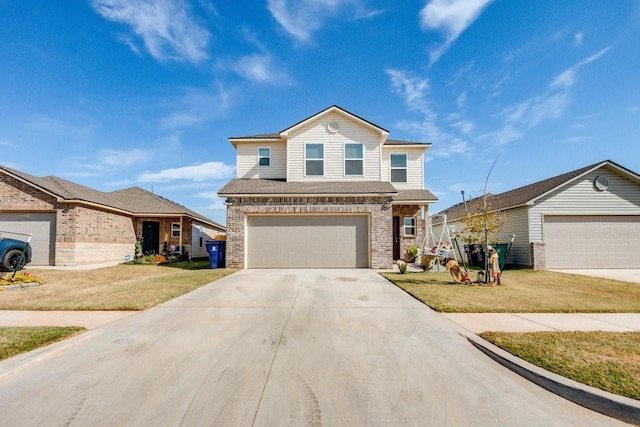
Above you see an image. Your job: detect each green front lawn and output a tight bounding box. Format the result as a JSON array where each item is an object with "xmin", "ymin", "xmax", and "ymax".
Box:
[{"xmin": 380, "ymin": 270, "xmax": 640, "ymax": 313}]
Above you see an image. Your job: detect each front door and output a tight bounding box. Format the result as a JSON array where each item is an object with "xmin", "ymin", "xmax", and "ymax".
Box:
[
  {"xmin": 392, "ymin": 216, "xmax": 400, "ymax": 261},
  {"xmin": 142, "ymin": 221, "xmax": 160, "ymax": 254}
]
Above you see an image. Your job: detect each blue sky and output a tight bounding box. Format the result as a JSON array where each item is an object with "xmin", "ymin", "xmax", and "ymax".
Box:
[{"xmin": 1, "ymin": 1, "xmax": 639, "ymax": 225}]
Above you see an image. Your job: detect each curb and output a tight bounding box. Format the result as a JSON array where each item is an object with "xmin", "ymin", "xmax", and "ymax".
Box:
[
  {"xmin": 0, "ymin": 282, "xmax": 42, "ymax": 291},
  {"xmin": 464, "ymin": 332, "xmax": 640, "ymax": 425}
]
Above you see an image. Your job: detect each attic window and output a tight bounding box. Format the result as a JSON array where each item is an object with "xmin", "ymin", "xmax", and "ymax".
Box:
[
  {"xmin": 171, "ymin": 222, "xmax": 181, "ymax": 238},
  {"xmin": 258, "ymin": 148, "xmax": 270, "ymax": 166}
]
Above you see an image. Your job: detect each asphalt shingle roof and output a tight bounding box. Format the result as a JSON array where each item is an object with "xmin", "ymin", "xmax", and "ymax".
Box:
[
  {"xmin": 437, "ymin": 160, "xmax": 616, "ymax": 221},
  {"xmin": 394, "ymin": 189, "xmax": 438, "ymax": 202},
  {"xmin": 0, "ymin": 166, "xmax": 223, "ymax": 228},
  {"xmin": 218, "ymin": 179, "xmax": 398, "ymax": 196}
]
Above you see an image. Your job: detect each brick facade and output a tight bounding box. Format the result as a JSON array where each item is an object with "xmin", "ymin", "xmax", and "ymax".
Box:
[
  {"xmin": 392, "ymin": 204, "xmax": 427, "ymax": 262},
  {"xmin": 55, "ymin": 205, "xmax": 137, "ymax": 265},
  {"xmin": 225, "ymin": 196, "xmax": 393, "ymax": 269},
  {"xmin": 133, "ymin": 217, "xmax": 194, "ymax": 256},
  {"xmin": 1, "ymin": 172, "xmax": 192, "ymax": 265}
]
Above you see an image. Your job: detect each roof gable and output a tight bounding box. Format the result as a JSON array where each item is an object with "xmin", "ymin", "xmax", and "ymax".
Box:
[
  {"xmin": 281, "ymin": 105, "xmax": 389, "ymax": 138},
  {"xmin": 438, "ymin": 160, "xmax": 638, "ymax": 220}
]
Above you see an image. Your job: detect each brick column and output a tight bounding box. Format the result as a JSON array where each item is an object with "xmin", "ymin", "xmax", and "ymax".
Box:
[{"xmin": 530, "ymin": 241, "xmax": 546, "ymax": 270}]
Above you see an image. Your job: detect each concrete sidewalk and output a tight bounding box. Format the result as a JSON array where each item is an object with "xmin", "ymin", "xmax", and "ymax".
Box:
[
  {"xmin": 443, "ymin": 312, "xmax": 640, "ymax": 334},
  {"xmin": 0, "ymin": 310, "xmax": 138, "ymax": 329},
  {"xmin": 1, "ymin": 310, "xmax": 639, "ymax": 334}
]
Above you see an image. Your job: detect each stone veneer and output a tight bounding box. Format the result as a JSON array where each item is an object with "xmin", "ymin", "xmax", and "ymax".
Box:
[{"xmin": 225, "ymin": 196, "xmax": 393, "ymax": 269}]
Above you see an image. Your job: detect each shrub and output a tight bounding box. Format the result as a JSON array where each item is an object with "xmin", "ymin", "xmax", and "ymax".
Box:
[
  {"xmin": 405, "ymin": 245, "xmax": 419, "ymax": 262},
  {"xmin": 397, "ymin": 260, "xmax": 407, "ymax": 274},
  {"xmin": 420, "ymin": 254, "xmax": 433, "ymax": 272}
]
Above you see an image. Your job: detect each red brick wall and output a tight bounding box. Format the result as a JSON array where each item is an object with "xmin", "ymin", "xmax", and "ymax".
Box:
[{"xmin": 0, "ymin": 174, "xmax": 58, "ymax": 210}]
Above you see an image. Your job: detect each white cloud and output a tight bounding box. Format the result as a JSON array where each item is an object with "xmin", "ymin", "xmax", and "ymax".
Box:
[
  {"xmin": 226, "ymin": 53, "xmax": 291, "ymax": 85},
  {"xmin": 0, "ymin": 139, "xmax": 15, "ymax": 148},
  {"xmin": 574, "ymin": 31, "xmax": 584, "ymax": 46},
  {"xmin": 551, "ymin": 46, "xmax": 611, "ymax": 89},
  {"xmin": 98, "ymin": 148, "xmax": 149, "ymax": 167},
  {"xmin": 195, "ymin": 191, "xmax": 227, "ymax": 210},
  {"xmin": 385, "ymin": 68, "xmax": 431, "ymax": 115},
  {"xmin": 91, "ymin": 0, "xmax": 210, "ymax": 63},
  {"xmin": 419, "ymin": 0, "xmax": 492, "ymax": 64},
  {"xmin": 161, "ymin": 85, "xmax": 231, "ymax": 129},
  {"xmin": 267, "ymin": 0, "xmax": 383, "ymax": 43},
  {"xmin": 456, "ymin": 91, "xmax": 467, "ymax": 108},
  {"xmin": 138, "ymin": 162, "xmax": 235, "ymax": 183}
]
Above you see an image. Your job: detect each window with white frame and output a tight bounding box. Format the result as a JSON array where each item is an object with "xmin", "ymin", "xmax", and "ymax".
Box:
[
  {"xmin": 390, "ymin": 153, "xmax": 407, "ymax": 183},
  {"xmin": 171, "ymin": 222, "xmax": 181, "ymax": 238},
  {"xmin": 305, "ymin": 143, "xmax": 324, "ymax": 176},
  {"xmin": 344, "ymin": 143, "xmax": 363, "ymax": 175},
  {"xmin": 404, "ymin": 217, "xmax": 416, "ymax": 236},
  {"xmin": 258, "ymin": 147, "xmax": 270, "ymax": 166}
]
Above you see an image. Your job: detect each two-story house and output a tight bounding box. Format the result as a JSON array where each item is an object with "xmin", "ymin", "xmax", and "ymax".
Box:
[{"xmin": 218, "ymin": 105, "xmax": 437, "ymax": 269}]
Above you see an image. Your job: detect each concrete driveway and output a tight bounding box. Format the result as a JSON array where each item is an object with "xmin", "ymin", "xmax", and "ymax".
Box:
[
  {"xmin": 550, "ymin": 269, "xmax": 640, "ymax": 284},
  {"xmin": 0, "ymin": 270, "xmax": 626, "ymax": 426}
]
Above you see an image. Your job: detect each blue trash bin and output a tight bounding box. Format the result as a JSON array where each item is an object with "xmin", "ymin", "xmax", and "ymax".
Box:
[{"xmin": 205, "ymin": 240, "xmax": 226, "ymax": 268}]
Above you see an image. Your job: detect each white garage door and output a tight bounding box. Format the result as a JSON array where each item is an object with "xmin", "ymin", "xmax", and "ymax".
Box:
[
  {"xmin": 247, "ymin": 215, "xmax": 369, "ymax": 268},
  {"xmin": 0, "ymin": 213, "xmax": 56, "ymax": 266},
  {"xmin": 544, "ymin": 215, "xmax": 640, "ymax": 268}
]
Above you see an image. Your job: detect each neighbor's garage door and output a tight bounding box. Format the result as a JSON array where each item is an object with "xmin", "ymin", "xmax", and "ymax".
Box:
[
  {"xmin": 0, "ymin": 213, "xmax": 56, "ymax": 266},
  {"xmin": 247, "ymin": 215, "xmax": 369, "ymax": 268},
  {"xmin": 544, "ymin": 215, "xmax": 640, "ymax": 268}
]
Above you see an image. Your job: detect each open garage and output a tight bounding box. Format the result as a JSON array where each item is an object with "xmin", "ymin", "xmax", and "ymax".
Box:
[{"xmin": 246, "ymin": 215, "xmax": 369, "ymax": 268}]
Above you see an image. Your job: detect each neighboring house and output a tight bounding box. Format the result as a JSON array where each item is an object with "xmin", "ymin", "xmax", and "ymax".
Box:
[
  {"xmin": 218, "ymin": 105, "xmax": 437, "ymax": 269},
  {"xmin": 0, "ymin": 166, "xmax": 225, "ymax": 266},
  {"xmin": 433, "ymin": 160, "xmax": 640, "ymax": 269}
]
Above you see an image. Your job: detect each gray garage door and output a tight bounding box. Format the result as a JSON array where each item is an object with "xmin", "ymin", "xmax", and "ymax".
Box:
[
  {"xmin": 0, "ymin": 213, "xmax": 56, "ymax": 266},
  {"xmin": 247, "ymin": 215, "xmax": 369, "ymax": 268},
  {"xmin": 544, "ymin": 215, "xmax": 640, "ymax": 268}
]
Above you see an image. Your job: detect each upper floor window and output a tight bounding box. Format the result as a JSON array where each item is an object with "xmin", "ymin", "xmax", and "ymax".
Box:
[
  {"xmin": 305, "ymin": 143, "xmax": 324, "ymax": 176},
  {"xmin": 344, "ymin": 143, "xmax": 363, "ymax": 175},
  {"xmin": 390, "ymin": 153, "xmax": 407, "ymax": 183},
  {"xmin": 258, "ymin": 148, "xmax": 270, "ymax": 166},
  {"xmin": 171, "ymin": 222, "xmax": 181, "ymax": 238}
]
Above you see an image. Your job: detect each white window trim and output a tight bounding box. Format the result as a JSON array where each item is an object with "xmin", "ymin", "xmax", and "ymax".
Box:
[
  {"xmin": 390, "ymin": 153, "xmax": 408, "ymax": 183},
  {"xmin": 258, "ymin": 147, "xmax": 270, "ymax": 167},
  {"xmin": 171, "ymin": 222, "xmax": 181, "ymax": 238},
  {"xmin": 304, "ymin": 142, "xmax": 324, "ymax": 176},
  {"xmin": 344, "ymin": 142, "xmax": 364, "ymax": 176},
  {"xmin": 403, "ymin": 217, "xmax": 416, "ymax": 237}
]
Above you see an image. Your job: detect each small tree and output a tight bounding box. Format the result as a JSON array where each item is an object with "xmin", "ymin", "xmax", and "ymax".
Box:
[{"xmin": 458, "ymin": 201, "xmax": 505, "ymax": 245}]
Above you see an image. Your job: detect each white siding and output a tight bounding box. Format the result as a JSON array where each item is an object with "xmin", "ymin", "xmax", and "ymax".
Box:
[
  {"xmin": 498, "ymin": 207, "xmax": 530, "ymax": 266},
  {"xmin": 286, "ymin": 111, "xmax": 382, "ymax": 182},
  {"xmin": 381, "ymin": 147, "xmax": 423, "ymax": 189},
  {"xmin": 237, "ymin": 142, "xmax": 286, "ymax": 179},
  {"xmin": 190, "ymin": 222, "xmax": 226, "ymax": 258},
  {"xmin": 430, "ymin": 207, "xmax": 529, "ymax": 266},
  {"xmin": 529, "ymin": 168, "xmax": 640, "ymax": 242}
]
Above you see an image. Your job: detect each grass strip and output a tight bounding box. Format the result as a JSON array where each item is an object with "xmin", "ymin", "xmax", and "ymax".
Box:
[
  {"xmin": 0, "ymin": 326, "xmax": 85, "ymax": 361},
  {"xmin": 380, "ymin": 270, "xmax": 640, "ymax": 313},
  {"xmin": 480, "ymin": 331, "xmax": 640, "ymax": 401}
]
